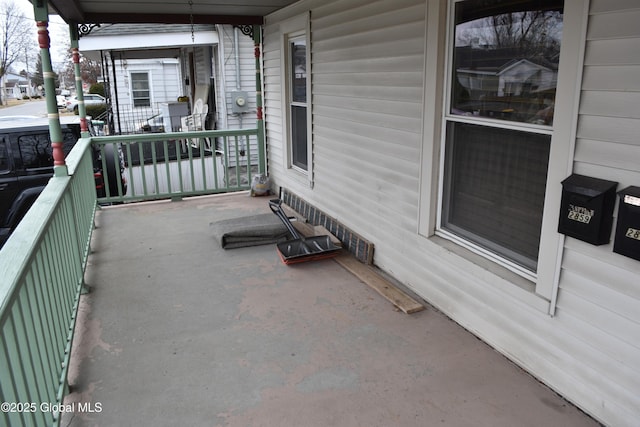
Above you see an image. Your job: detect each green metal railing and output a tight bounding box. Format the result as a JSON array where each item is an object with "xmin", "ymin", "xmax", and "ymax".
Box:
[
  {"xmin": 94, "ymin": 129, "xmax": 262, "ymax": 204},
  {"xmin": 0, "ymin": 138, "xmax": 97, "ymax": 427},
  {"xmin": 0, "ymin": 127, "xmax": 265, "ymax": 426}
]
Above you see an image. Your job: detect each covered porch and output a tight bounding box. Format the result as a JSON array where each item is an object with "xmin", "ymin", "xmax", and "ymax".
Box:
[
  {"xmin": 0, "ymin": 0, "xmax": 620, "ymax": 425},
  {"xmin": 60, "ymin": 192, "xmax": 598, "ymax": 426}
]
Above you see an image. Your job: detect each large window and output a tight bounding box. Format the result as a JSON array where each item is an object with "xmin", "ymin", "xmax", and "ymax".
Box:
[
  {"xmin": 131, "ymin": 72, "xmax": 151, "ymax": 107},
  {"xmin": 440, "ymin": 0, "xmax": 563, "ymax": 273},
  {"xmin": 287, "ymin": 35, "xmax": 308, "ymax": 171}
]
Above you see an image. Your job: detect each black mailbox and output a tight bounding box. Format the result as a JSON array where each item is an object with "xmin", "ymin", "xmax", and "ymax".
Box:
[
  {"xmin": 558, "ymin": 174, "xmax": 618, "ymax": 245},
  {"xmin": 613, "ymin": 186, "xmax": 640, "ymax": 261}
]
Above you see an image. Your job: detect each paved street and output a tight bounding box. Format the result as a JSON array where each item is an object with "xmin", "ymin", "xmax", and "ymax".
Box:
[{"xmin": 0, "ymin": 99, "xmax": 48, "ymax": 117}]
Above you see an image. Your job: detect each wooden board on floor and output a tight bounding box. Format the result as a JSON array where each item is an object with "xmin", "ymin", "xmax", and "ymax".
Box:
[
  {"xmin": 293, "ymin": 222, "xmax": 342, "ymax": 246},
  {"xmin": 335, "ymin": 253, "xmax": 425, "ymax": 314}
]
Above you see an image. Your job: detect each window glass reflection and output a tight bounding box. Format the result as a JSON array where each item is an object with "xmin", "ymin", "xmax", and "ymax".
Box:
[{"xmin": 451, "ymin": 0, "xmax": 563, "ymax": 125}]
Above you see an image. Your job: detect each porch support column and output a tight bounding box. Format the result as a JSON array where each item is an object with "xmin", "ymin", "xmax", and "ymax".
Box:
[
  {"xmin": 69, "ymin": 24, "xmax": 90, "ymax": 136},
  {"xmin": 253, "ymin": 24, "xmax": 266, "ymax": 174},
  {"xmin": 33, "ymin": 2, "xmax": 67, "ymax": 175}
]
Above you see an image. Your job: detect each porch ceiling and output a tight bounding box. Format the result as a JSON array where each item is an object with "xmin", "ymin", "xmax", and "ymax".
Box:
[{"xmin": 46, "ymin": 0, "xmax": 299, "ymax": 25}]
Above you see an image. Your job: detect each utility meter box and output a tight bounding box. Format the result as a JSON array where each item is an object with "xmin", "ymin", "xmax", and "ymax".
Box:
[
  {"xmin": 230, "ymin": 91, "xmax": 250, "ymax": 113},
  {"xmin": 558, "ymin": 174, "xmax": 618, "ymax": 245},
  {"xmin": 613, "ymin": 186, "xmax": 640, "ymax": 261}
]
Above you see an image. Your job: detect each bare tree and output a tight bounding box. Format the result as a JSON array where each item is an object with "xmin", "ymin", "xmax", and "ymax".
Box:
[
  {"xmin": 60, "ymin": 53, "xmax": 102, "ymax": 87},
  {"xmin": 490, "ymin": 10, "xmax": 562, "ymax": 57},
  {"xmin": 457, "ymin": 10, "xmax": 562, "ymax": 58},
  {"xmin": 0, "ymin": 0, "xmax": 37, "ymax": 104}
]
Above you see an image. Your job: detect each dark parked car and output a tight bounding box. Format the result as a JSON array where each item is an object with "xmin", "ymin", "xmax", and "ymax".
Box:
[{"xmin": 0, "ymin": 117, "xmax": 125, "ymax": 247}]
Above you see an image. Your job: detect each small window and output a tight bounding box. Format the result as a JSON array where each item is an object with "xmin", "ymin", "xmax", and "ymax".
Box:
[
  {"xmin": 131, "ymin": 72, "xmax": 151, "ymax": 107},
  {"xmin": 287, "ymin": 35, "xmax": 309, "ymax": 171}
]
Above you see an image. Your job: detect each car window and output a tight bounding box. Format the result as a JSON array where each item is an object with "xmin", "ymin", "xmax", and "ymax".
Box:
[
  {"xmin": 18, "ymin": 130, "xmax": 78, "ymax": 169},
  {"xmin": 0, "ymin": 138, "xmax": 9, "ymax": 172},
  {"xmin": 18, "ymin": 133, "xmax": 52, "ymax": 168}
]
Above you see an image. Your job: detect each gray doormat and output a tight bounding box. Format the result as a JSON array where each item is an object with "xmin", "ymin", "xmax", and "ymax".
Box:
[{"xmin": 210, "ymin": 213, "xmax": 290, "ymax": 249}]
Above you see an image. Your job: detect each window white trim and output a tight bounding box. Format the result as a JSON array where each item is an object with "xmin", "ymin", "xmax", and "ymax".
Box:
[
  {"xmin": 419, "ymin": 0, "xmax": 588, "ymax": 308},
  {"xmin": 130, "ymin": 71, "xmax": 152, "ymax": 107},
  {"xmin": 280, "ymin": 12, "xmax": 313, "ymax": 188},
  {"xmin": 537, "ymin": 0, "xmax": 589, "ymax": 308}
]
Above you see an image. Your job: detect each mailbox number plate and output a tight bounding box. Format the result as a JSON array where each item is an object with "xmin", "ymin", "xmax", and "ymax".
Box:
[
  {"xmin": 568, "ymin": 205, "xmax": 593, "ymax": 224},
  {"xmin": 625, "ymin": 227, "xmax": 640, "ymax": 241}
]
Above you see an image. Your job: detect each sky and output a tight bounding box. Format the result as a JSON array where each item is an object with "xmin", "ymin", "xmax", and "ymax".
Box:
[{"xmin": 2, "ymin": 0, "xmax": 70, "ymax": 71}]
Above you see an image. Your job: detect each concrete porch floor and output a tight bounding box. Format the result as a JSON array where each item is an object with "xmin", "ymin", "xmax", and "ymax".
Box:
[{"xmin": 61, "ymin": 192, "xmax": 600, "ymax": 427}]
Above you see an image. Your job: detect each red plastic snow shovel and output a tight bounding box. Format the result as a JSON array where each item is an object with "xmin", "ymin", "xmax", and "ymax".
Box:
[{"xmin": 269, "ymin": 199, "xmax": 341, "ymax": 264}]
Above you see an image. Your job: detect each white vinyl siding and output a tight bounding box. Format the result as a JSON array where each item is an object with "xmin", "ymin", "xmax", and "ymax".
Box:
[
  {"xmin": 265, "ymin": 0, "xmax": 424, "ymax": 231},
  {"xmin": 263, "ymin": 1, "xmax": 640, "ymax": 426},
  {"xmin": 112, "ymin": 58, "xmax": 181, "ymax": 107},
  {"xmin": 555, "ymin": 0, "xmax": 640, "ymax": 423},
  {"xmin": 214, "ymin": 25, "xmax": 259, "ymax": 169},
  {"xmin": 216, "ymin": 26, "xmax": 258, "ymax": 130}
]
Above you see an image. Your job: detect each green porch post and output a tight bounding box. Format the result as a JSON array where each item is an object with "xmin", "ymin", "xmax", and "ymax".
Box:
[
  {"xmin": 34, "ymin": 2, "xmax": 67, "ymax": 176},
  {"xmin": 253, "ymin": 24, "xmax": 266, "ymax": 175},
  {"xmin": 69, "ymin": 24, "xmax": 90, "ymax": 137}
]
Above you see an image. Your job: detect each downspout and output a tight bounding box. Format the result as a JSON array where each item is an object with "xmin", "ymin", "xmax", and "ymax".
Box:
[
  {"xmin": 253, "ymin": 25, "xmax": 266, "ymax": 175},
  {"xmin": 234, "ymin": 26, "xmax": 243, "ymax": 129},
  {"xmin": 33, "ymin": 2, "xmax": 66, "ymax": 175},
  {"xmin": 216, "ymin": 24, "xmax": 228, "ymax": 130},
  {"xmin": 110, "ymin": 51, "xmax": 122, "ymax": 134},
  {"xmin": 99, "ymin": 50, "xmax": 112, "ymax": 134}
]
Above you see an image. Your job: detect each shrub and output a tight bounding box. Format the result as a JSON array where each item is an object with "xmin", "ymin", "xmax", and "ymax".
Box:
[
  {"xmin": 84, "ymin": 103, "xmax": 108, "ymax": 118},
  {"xmin": 89, "ymin": 83, "xmax": 105, "ymax": 97}
]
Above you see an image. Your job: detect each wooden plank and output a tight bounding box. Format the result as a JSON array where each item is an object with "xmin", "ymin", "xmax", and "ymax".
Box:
[
  {"xmin": 313, "ymin": 225, "xmax": 342, "ymax": 247},
  {"xmin": 334, "ymin": 253, "xmax": 425, "ymax": 314},
  {"xmin": 281, "ymin": 204, "xmax": 306, "ymax": 222},
  {"xmin": 292, "ymin": 221, "xmax": 342, "ymax": 246}
]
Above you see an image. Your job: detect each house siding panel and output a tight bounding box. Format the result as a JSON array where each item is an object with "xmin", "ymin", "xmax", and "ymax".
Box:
[
  {"xmin": 214, "ymin": 25, "xmax": 259, "ymax": 168},
  {"xmin": 265, "ymin": 0, "xmax": 424, "ymax": 232},
  {"xmin": 112, "ymin": 59, "xmax": 182, "ymax": 107},
  {"xmin": 572, "ymin": 5, "xmax": 640, "ymax": 404},
  {"xmin": 568, "ymin": 14, "xmax": 640, "ymax": 415},
  {"xmin": 580, "ymin": 90, "xmax": 640, "ymax": 118},
  {"xmin": 264, "ymin": 1, "xmax": 640, "ymax": 425}
]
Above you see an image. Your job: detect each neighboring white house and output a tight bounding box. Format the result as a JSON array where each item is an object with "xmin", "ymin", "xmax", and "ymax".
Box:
[
  {"xmin": 79, "ymin": 23, "xmax": 258, "ymax": 145},
  {"xmin": 1, "ymin": 72, "xmax": 35, "ymax": 100},
  {"xmin": 261, "ymin": 1, "xmax": 640, "ymax": 427}
]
